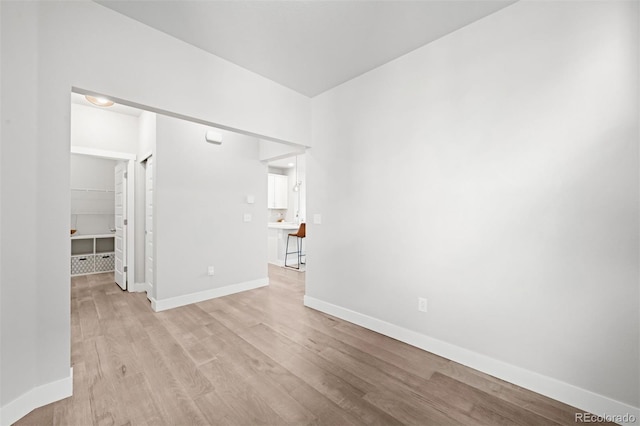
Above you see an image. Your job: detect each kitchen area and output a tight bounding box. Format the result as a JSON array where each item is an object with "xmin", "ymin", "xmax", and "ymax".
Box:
[{"xmin": 267, "ymin": 154, "xmax": 306, "ymax": 269}]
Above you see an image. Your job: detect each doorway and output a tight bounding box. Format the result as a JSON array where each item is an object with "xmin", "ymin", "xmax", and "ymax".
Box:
[
  {"xmin": 144, "ymin": 156, "xmax": 155, "ymax": 300},
  {"xmin": 70, "ymin": 148, "xmax": 136, "ymax": 290},
  {"xmin": 266, "ymin": 153, "xmax": 306, "ymax": 270}
]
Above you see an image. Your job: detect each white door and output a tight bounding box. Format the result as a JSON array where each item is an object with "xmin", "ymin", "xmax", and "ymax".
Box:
[
  {"xmin": 114, "ymin": 161, "xmax": 127, "ymax": 290},
  {"xmin": 145, "ymin": 157, "xmax": 154, "ymax": 296}
]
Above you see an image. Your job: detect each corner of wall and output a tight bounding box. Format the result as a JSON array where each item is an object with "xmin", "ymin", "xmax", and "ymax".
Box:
[
  {"xmin": 151, "ymin": 278, "xmax": 268, "ymax": 312},
  {"xmin": 304, "ymin": 296, "xmax": 640, "ymax": 425},
  {"xmin": 0, "ymin": 367, "xmax": 73, "ymax": 426}
]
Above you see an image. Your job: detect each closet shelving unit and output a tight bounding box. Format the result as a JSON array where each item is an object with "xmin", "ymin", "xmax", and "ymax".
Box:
[{"xmin": 70, "ymin": 234, "xmax": 116, "ymax": 276}]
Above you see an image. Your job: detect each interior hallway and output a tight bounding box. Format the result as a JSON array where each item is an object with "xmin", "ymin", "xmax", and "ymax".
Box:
[{"xmin": 16, "ymin": 266, "xmax": 601, "ymax": 425}]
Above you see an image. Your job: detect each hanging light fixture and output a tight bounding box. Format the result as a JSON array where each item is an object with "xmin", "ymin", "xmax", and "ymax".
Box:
[{"xmin": 292, "ymin": 156, "xmax": 301, "ymax": 192}]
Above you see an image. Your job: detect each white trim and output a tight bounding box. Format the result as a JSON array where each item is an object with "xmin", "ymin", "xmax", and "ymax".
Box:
[
  {"xmin": 125, "ymin": 159, "xmax": 135, "ymax": 292},
  {"xmin": 303, "ymin": 296, "xmax": 640, "ymax": 425},
  {"xmin": 139, "ymin": 151, "xmax": 152, "ymax": 163},
  {"xmin": 129, "ymin": 281, "xmax": 150, "ymax": 293},
  {"xmin": 71, "ymin": 87, "xmax": 311, "ymax": 149},
  {"xmin": 150, "ymin": 278, "xmax": 269, "ymax": 312},
  {"xmin": 0, "ymin": 367, "xmax": 73, "ymax": 426},
  {"xmin": 70, "ymin": 145, "xmax": 136, "ymax": 161}
]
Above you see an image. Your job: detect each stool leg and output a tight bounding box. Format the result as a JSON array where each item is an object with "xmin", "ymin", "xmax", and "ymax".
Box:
[{"xmin": 284, "ymin": 234, "xmax": 290, "ymax": 267}]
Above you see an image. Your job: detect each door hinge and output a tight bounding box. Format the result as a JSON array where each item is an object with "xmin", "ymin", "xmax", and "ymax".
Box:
[
  {"xmin": 124, "ymin": 266, "xmax": 128, "ymax": 273},
  {"xmin": 124, "ymin": 219, "xmax": 128, "ymax": 225},
  {"xmin": 124, "ymin": 171, "xmax": 128, "ymax": 178}
]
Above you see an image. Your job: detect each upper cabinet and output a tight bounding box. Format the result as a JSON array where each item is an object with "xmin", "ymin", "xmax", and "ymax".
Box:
[{"xmin": 267, "ymin": 173, "xmax": 288, "ymax": 209}]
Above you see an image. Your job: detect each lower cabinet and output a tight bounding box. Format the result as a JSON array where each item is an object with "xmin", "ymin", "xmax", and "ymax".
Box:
[
  {"xmin": 71, "ymin": 255, "xmax": 96, "ymax": 275},
  {"xmin": 95, "ymin": 253, "xmax": 115, "ymax": 272},
  {"xmin": 71, "ymin": 235, "xmax": 115, "ymax": 276}
]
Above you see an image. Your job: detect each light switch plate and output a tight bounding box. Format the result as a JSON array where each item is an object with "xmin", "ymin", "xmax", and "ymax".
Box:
[
  {"xmin": 246, "ymin": 195, "xmax": 255, "ymax": 204},
  {"xmin": 243, "ymin": 213, "xmax": 252, "ymax": 222}
]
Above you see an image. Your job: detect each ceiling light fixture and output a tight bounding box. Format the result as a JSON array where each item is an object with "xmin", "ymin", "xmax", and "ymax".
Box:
[{"xmin": 85, "ymin": 95, "xmax": 114, "ymax": 107}]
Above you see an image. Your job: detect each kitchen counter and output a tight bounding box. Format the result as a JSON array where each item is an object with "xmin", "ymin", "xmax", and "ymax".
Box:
[{"xmin": 268, "ymin": 223, "xmax": 304, "ymax": 266}]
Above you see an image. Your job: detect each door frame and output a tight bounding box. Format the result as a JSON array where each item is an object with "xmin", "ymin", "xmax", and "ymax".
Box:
[
  {"xmin": 71, "ymin": 146, "xmax": 136, "ymax": 291},
  {"xmin": 141, "ymin": 153, "xmax": 155, "ymax": 302}
]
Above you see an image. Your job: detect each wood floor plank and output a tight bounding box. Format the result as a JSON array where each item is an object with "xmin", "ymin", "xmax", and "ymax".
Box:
[
  {"xmin": 129, "ymin": 327, "xmax": 212, "ymax": 425},
  {"xmin": 319, "ymin": 346, "xmax": 484, "ymax": 425},
  {"xmin": 237, "ymin": 322, "xmax": 404, "ymax": 425},
  {"xmin": 144, "ymin": 322, "xmax": 215, "ymax": 400},
  {"xmin": 14, "ymin": 401, "xmax": 54, "ymax": 426},
  {"xmin": 428, "ymin": 372, "xmax": 564, "ymax": 426},
  {"xmin": 77, "ymin": 298, "xmax": 101, "ymax": 340},
  {"xmin": 211, "ymin": 321, "xmax": 365, "ymax": 426},
  {"xmin": 16, "ymin": 265, "xmax": 596, "ymax": 426},
  {"xmin": 199, "ymin": 357, "xmax": 287, "ymax": 425},
  {"xmin": 208, "ymin": 324, "xmax": 319, "ymax": 425},
  {"xmin": 117, "ymin": 372, "xmax": 166, "ymax": 425}
]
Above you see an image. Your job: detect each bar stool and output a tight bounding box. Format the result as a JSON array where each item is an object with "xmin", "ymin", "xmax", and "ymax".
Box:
[{"xmin": 284, "ymin": 223, "xmax": 306, "ymax": 269}]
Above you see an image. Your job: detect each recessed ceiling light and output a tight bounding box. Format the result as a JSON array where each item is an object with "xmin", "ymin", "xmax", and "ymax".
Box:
[
  {"xmin": 85, "ymin": 95, "xmax": 114, "ymax": 107},
  {"xmin": 287, "ymin": 162, "xmax": 295, "ymax": 167}
]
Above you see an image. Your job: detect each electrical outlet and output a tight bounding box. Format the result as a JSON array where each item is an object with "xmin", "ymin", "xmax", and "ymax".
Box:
[
  {"xmin": 418, "ymin": 297, "xmax": 428, "ymax": 313},
  {"xmin": 208, "ymin": 266, "xmax": 215, "ymax": 276}
]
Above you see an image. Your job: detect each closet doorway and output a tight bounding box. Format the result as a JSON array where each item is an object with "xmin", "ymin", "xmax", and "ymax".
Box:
[{"xmin": 70, "ymin": 147, "xmax": 136, "ymax": 290}]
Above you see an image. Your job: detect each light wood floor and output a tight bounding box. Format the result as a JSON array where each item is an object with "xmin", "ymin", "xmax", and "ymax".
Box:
[{"xmin": 17, "ymin": 265, "xmax": 603, "ymax": 426}]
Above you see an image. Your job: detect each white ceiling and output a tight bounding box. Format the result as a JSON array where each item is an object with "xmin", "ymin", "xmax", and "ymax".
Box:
[{"xmin": 95, "ymin": 0, "xmax": 516, "ymax": 97}]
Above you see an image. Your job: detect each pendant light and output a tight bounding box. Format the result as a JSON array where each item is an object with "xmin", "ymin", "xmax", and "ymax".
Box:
[{"xmin": 292, "ymin": 156, "xmax": 301, "ymax": 192}]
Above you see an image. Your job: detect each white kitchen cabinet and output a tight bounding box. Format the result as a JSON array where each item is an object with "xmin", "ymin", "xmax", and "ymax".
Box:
[
  {"xmin": 267, "ymin": 173, "xmax": 288, "ymax": 209},
  {"xmin": 267, "ymin": 228, "xmax": 279, "ymax": 264}
]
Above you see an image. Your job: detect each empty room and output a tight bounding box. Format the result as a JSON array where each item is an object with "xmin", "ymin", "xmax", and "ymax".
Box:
[{"xmin": 1, "ymin": 0, "xmax": 638, "ymax": 425}]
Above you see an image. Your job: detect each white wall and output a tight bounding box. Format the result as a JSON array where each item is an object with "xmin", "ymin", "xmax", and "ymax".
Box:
[
  {"xmin": 70, "ymin": 154, "xmax": 117, "ymax": 235},
  {"xmin": 70, "ymin": 155, "xmax": 118, "ymax": 192},
  {"xmin": 0, "ymin": 0, "xmax": 310, "ymax": 420},
  {"xmin": 259, "ymin": 139, "xmax": 305, "ymax": 162},
  {"xmin": 154, "ymin": 115, "xmax": 267, "ymax": 302},
  {"xmin": 71, "ymin": 104, "xmax": 140, "ymax": 154},
  {"xmin": 0, "ymin": 1, "xmax": 39, "ymax": 414},
  {"xmin": 138, "ymin": 111, "xmax": 156, "ymax": 159},
  {"xmin": 308, "ymin": 0, "xmax": 639, "ymax": 416}
]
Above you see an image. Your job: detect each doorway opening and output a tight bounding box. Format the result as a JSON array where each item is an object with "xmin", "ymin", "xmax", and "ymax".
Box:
[
  {"xmin": 70, "ymin": 149, "xmax": 136, "ymax": 290},
  {"xmin": 266, "ymin": 152, "xmax": 307, "ymax": 271},
  {"xmin": 69, "ymin": 92, "xmax": 145, "ymax": 293}
]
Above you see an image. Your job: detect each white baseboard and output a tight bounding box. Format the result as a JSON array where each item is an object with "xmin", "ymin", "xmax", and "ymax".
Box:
[
  {"xmin": 0, "ymin": 367, "xmax": 73, "ymax": 426},
  {"xmin": 304, "ymin": 296, "xmax": 640, "ymax": 425},
  {"xmin": 129, "ymin": 281, "xmax": 150, "ymax": 293},
  {"xmin": 151, "ymin": 278, "xmax": 269, "ymax": 312}
]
